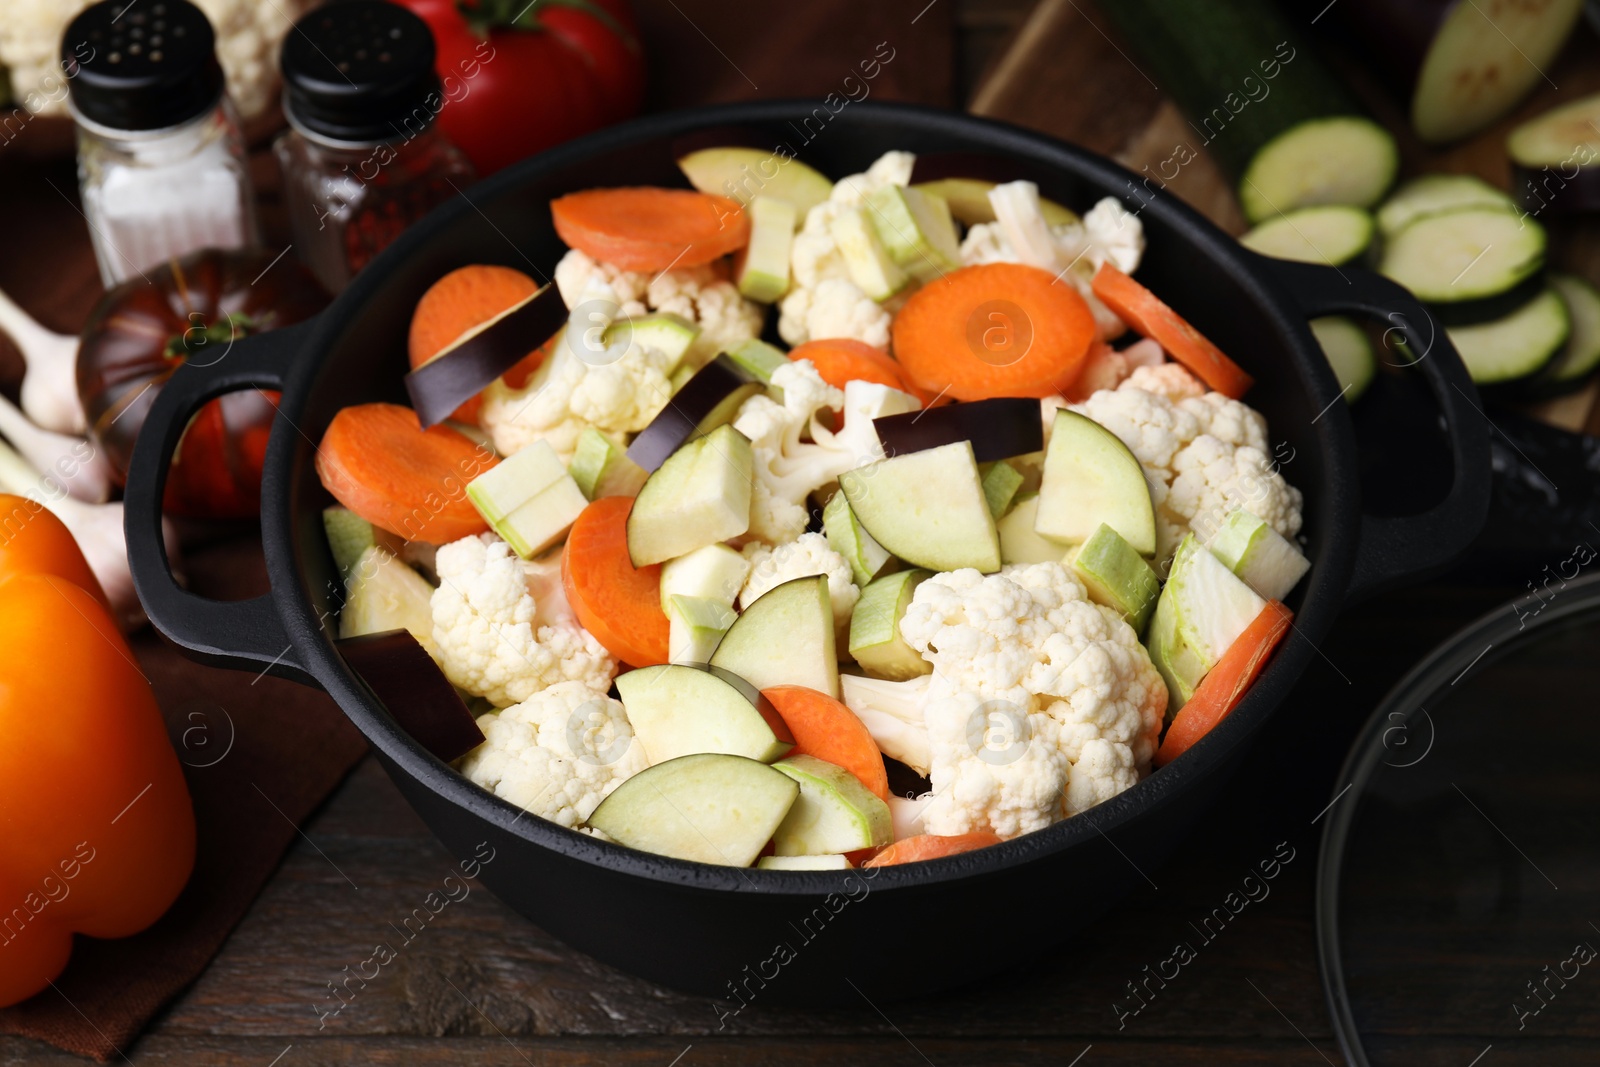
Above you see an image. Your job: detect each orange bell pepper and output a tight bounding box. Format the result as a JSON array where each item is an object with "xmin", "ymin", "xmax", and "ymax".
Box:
[{"xmin": 0, "ymin": 495, "xmax": 195, "ymax": 1007}]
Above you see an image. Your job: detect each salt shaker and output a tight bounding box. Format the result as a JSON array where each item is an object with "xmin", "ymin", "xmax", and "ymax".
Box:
[
  {"xmin": 62, "ymin": 0, "xmax": 259, "ymax": 287},
  {"xmin": 274, "ymin": 1, "xmax": 474, "ymax": 294}
]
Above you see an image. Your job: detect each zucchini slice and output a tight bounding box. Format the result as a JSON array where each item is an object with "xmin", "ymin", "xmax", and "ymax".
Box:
[
  {"xmin": 1508, "ymin": 91, "xmax": 1600, "ymax": 215},
  {"xmin": 1521, "ymin": 274, "xmax": 1600, "ymax": 397},
  {"xmin": 1446, "ymin": 288, "xmax": 1570, "ymax": 386},
  {"xmin": 1309, "ymin": 316, "xmax": 1375, "ymax": 402},
  {"xmin": 1375, "ymin": 174, "xmax": 1514, "ymax": 238},
  {"xmin": 1379, "ymin": 208, "xmax": 1545, "ymax": 304},
  {"xmin": 1239, "ymin": 205, "xmax": 1374, "ymax": 266},
  {"xmin": 1238, "ymin": 117, "xmax": 1398, "ymax": 224}
]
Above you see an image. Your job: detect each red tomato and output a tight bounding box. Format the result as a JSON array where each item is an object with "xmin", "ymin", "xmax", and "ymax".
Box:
[{"xmin": 399, "ymin": 0, "xmax": 646, "ymax": 176}]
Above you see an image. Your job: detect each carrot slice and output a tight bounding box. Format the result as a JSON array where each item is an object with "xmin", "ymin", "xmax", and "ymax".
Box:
[
  {"xmin": 1155, "ymin": 600, "xmax": 1293, "ymax": 767},
  {"xmin": 788, "ymin": 338, "xmax": 917, "ymax": 397},
  {"xmin": 762, "ymin": 685, "xmax": 890, "ymax": 802},
  {"xmin": 1091, "ymin": 263, "xmax": 1254, "ymax": 398},
  {"xmin": 891, "ymin": 263, "xmax": 1096, "ymax": 400},
  {"xmin": 551, "ymin": 187, "xmax": 749, "ymax": 272},
  {"xmin": 863, "ymin": 832, "xmax": 1005, "ymax": 867},
  {"xmin": 408, "ymin": 265, "xmax": 544, "ymax": 423},
  {"xmin": 314, "ymin": 403, "xmax": 496, "ymax": 543},
  {"xmin": 561, "ymin": 497, "xmax": 669, "ymax": 667}
]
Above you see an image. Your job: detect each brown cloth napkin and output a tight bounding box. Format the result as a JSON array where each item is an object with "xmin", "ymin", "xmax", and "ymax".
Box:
[{"xmin": 0, "ymin": 0, "xmax": 952, "ymax": 1059}]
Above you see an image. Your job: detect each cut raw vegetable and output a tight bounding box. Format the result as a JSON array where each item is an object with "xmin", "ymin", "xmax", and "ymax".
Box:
[
  {"xmin": 467, "ymin": 439, "xmax": 565, "ymax": 524},
  {"xmin": 735, "ymin": 196, "xmax": 796, "ymax": 303},
  {"xmin": 625, "ymin": 355, "xmax": 762, "ymax": 472},
  {"xmin": 1201, "ymin": 508, "xmax": 1310, "ymax": 602},
  {"xmin": 758, "ymin": 854, "xmax": 851, "ymax": 871},
  {"xmin": 1238, "ymin": 118, "xmax": 1398, "ymax": 224},
  {"xmin": 865, "ymin": 184, "xmax": 962, "ymax": 280},
  {"xmin": 724, "ymin": 338, "xmax": 790, "ymax": 384},
  {"xmin": 839, "ymin": 441, "xmax": 1002, "ymax": 574},
  {"xmin": 550, "ymin": 187, "xmax": 750, "ymax": 272},
  {"xmin": 1146, "ymin": 534, "xmax": 1268, "ymax": 716},
  {"xmin": 996, "ymin": 493, "xmax": 1066, "ymax": 565},
  {"xmin": 1092, "ymin": 264, "xmax": 1253, "ymax": 398},
  {"xmin": 616, "ymin": 663, "xmax": 794, "ymax": 765},
  {"xmin": 314, "ymin": 403, "xmax": 496, "ymax": 543},
  {"xmin": 823, "ymin": 491, "xmax": 894, "ymax": 588},
  {"xmin": 893, "ymin": 263, "xmax": 1096, "ymax": 400},
  {"xmin": 830, "ymin": 206, "xmax": 910, "ymax": 301},
  {"xmin": 1380, "ymin": 208, "xmax": 1545, "ymax": 306},
  {"xmin": 616, "ymin": 313, "xmax": 701, "ymax": 371},
  {"xmin": 496, "ymin": 476, "xmax": 589, "ymax": 560},
  {"xmin": 676, "ymin": 146, "xmax": 832, "ymax": 220},
  {"xmin": 336, "ymin": 630, "xmax": 483, "ymax": 763},
  {"xmin": 1036, "ymin": 409, "xmax": 1157, "ymax": 557},
  {"xmin": 1155, "ymin": 600, "xmax": 1293, "ymax": 767},
  {"xmin": 1446, "ymin": 287, "xmax": 1570, "ymax": 385},
  {"xmin": 871, "ymin": 397, "xmax": 1042, "ymax": 464},
  {"xmin": 1093, "ymin": 0, "xmax": 1396, "ymax": 220},
  {"xmin": 626, "ymin": 424, "xmax": 753, "ymax": 566},
  {"xmin": 665, "ymin": 594, "xmax": 737, "ymax": 664},
  {"xmin": 588, "ymin": 753, "xmax": 799, "ymax": 867},
  {"xmin": 770, "ymin": 754, "xmax": 893, "ymax": 856},
  {"xmin": 339, "ymin": 546, "xmax": 436, "ymax": 654},
  {"xmin": 1239, "ymin": 206, "xmax": 1374, "ymax": 266},
  {"xmin": 1338, "ymin": 0, "xmax": 1584, "ymax": 144},
  {"xmin": 323, "ymin": 505, "xmax": 401, "ymax": 577},
  {"xmin": 1375, "ymin": 174, "xmax": 1514, "ymax": 237},
  {"xmin": 568, "ymin": 428, "xmax": 648, "ymax": 500},
  {"xmin": 979, "ymin": 460, "xmax": 1024, "ymax": 519},
  {"xmin": 408, "ymin": 264, "xmax": 542, "ymax": 423},
  {"xmin": 659, "ymin": 542, "xmax": 750, "ymax": 608},
  {"xmin": 562, "ymin": 496, "xmax": 670, "ymax": 667},
  {"xmin": 908, "ymin": 177, "xmax": 1077, "ymax": 227},
  {"xmin": 711, "ymin": 575, "xmax": 840, "ymax": 698},
  {"xmin": 862, "ymin": 832, "xmax": 1004, "ymax": 867},
  {"xmin": 848, "ymin": 569, "xmax": 933, "ymax": 682},
  {"xmin": 404, "ymin": 283, "xmax": 567, "ymax": 428},
  {"xmin": 762, "ymin": 684, "xmax": 891, "ymax": 802},
  {"xmin": 1509, "ymin": 93, "xmax": 1600, "ymax": 215},
  {"xmin": 1071, "ymin": 524, "xmax": 1160, "ymax": 636},
  {"xmin": 1309, "ymin": 317, "xmax": 1376, "ymax": 401},
  {"xmin": 1525, "ymin": 274, "xmax": 1600, "ymax": 396},
  {"xmin": 789, "ymin": 338, "xmax": 914, "ymax": 394}
]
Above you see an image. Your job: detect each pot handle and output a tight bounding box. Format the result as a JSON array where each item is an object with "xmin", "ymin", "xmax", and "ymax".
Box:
[
  {"xmin": 124, "ymin": 321, "xmax": 317, "ymax": 685},
  {"xmin": 1268, "ymin": 258, "xmax": 1491, "ymax": 602}
]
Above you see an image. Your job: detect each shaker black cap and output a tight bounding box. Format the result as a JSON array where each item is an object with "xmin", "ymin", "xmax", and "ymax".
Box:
[
  {"xmin": 281, "ymin": 1, "xmax": 442, "ymax": 144},
  {"xmin": 61, "ymin": 0, "xmax": 225, "ymax": 132}
]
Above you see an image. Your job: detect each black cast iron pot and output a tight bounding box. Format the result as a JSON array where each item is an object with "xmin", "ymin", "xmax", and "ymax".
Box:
[{"xmin": 124, "ymin": 101, "xmax": 1490, "ymax": 1005}]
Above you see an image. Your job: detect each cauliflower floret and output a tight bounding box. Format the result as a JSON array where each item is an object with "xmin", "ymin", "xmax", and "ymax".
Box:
[
  {"xmin": 739, "ymin": 532, "xmax": 860, "ymax": 637},
  {"xmin": 843, "ymin": 563, "xmax": 1166, "ymax": 837},
  {"xmin": 458, "ymin": 681, "xmax": 648, "ymax": 829},
  {"xmin": 431, "ymin": 535, "xmax": 616, "ymax": 708},
  {"xmin": 733, "ymin": 363, "xmax": 917, "ymax": 545},
  {"xmin": 778, "ymin": 277, "xmax": 893, "ymax": 349},
  {"xmin": 1072, "ymin": 364, "xmax": 1303, "ymax": 559},
  {"xmin": 828, "ymin": 151, "xmax": 917, "ymax": 205}
]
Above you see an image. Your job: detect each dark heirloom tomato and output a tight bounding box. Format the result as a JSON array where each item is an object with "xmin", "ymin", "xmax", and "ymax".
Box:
[{"xmin": 77, "ymin": 249, "xmax": 329, "ymax": 519}]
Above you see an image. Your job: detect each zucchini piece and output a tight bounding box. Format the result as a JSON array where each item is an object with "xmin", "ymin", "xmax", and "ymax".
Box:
[
  {"xmin": 1239, "ymin": 118, "xmax": 1399, "ymax": 225},
  {"xmin": 1375, "ymin": 174, "xmax": 1514, "ymax": 238},
  {"xmin": 1446, "ymin": 288, "xmax": 1570, "ymax": 385},
  {"xmin": 735, "ymin": 196, "xmax": 795, "ymax": 303},
  {"xmin": 1518, "ymin": 274, "xmax": 1600, "ymax": 398},
  {"xmin": 1338, "ymin": 0, "xmax": 1584, "ymax": 144},
  {"xmin": 1379, "ymin": 208, "xmax": 1545, "ymax": 304},
  {"xmin": 1239, "ymin": 205, "xmax": 1374, "ymax": 266},
  {"xmin": 1509, "ymin": 92, "xmax": 1600, "ymax": 215},
  {"xmin": 1308, "ymin": 317, "xmax": 1375, "ymax": 402}
]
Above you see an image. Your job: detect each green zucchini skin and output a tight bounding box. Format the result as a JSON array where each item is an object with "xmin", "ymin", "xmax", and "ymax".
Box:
[{"xmin": 1094, "ymin": 0, "xmax": 1367, "ymax": 179}]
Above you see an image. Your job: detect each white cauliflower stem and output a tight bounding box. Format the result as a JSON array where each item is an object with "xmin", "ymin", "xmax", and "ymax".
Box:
[
  {"xmin": 458, "ymin": 681, "xmax": 648, "ymax": 828},
  {"xmin": 431, "ymin": 535, "xmax": 616, "ymax": 708},
  {"xmin": 842, "ymin": 563, "xmax": 1166, "ymax": 837},
  {"xmin": 1072, "ymin": 364, "xmax": 1303, "ymax": 561}
]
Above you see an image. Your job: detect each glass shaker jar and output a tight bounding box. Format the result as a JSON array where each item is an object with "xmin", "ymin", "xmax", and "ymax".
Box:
[
  {"xmin": 274, "ymin": 1, "xmax": 475, "ymax": 294},
  {"xmin": 62, "ymin": 0, "xmax": 260, "ymax": 287}
]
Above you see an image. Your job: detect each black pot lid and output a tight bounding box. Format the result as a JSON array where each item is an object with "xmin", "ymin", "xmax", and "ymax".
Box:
[{"xmin": 1317, "ymin": 566, "xmax": 1600, "ymax": 1066}]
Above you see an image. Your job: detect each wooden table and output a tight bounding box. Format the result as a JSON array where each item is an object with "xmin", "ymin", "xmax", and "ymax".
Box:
[{"xmin": 0, "ymin": 1, "xmax": 1590, "ymax": 1062}]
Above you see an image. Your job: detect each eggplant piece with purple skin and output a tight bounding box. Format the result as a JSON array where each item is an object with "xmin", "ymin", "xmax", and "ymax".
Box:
[
  {"xmin": 337, "ymin": 630, "xmax": 485, "ymax": 763},
  {"xmin": 872, "ymin": 397, "xmax": 1042, "ymax": 463},
  {"xmin": 625, "ymin": 355, "xmax": 762, "ymax": 472}
]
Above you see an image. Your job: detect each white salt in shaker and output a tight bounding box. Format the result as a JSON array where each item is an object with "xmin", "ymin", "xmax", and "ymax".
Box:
[{"xmin": 62, "ymin": 0, "xmax": 260, "ymax": 286}]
